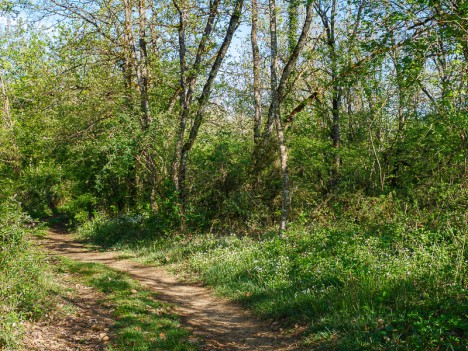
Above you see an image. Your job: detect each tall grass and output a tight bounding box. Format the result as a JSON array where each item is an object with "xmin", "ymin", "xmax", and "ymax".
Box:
[
  {"xmin": 0, "ymin": 199, "xmax": 54, "ymax": 349},
  {"xmin": 79, "ymin": 194, "xmax": 467, "ymax": 350},
  {"xmin": 186, "ymin": 226, "xmax": 466, "ymax": 350}
]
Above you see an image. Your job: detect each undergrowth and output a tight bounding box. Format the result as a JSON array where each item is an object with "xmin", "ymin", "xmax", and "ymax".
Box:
[
  {"xmin": 78, "ymin": 194, "xmax": 468, "ymax": 350},
  {"xmin": 0, "ymin": 199, "xmax": 55, "ymax": 350}
]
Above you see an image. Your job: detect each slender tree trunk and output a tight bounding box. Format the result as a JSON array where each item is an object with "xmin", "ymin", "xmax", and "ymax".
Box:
[
  {"xmin": 171, "ymin": 0, "xmax": 221, "ymax": 192},
  {"xmin": 285, "ymin": 0, "xmax": 299, "ymax": 122},
  {"xmin": 276, "ymin": 0, "xmax": 314, "ymax": 233},
  {"xmin": 332, "ymin": 89, "xmax": 341, "ymax": 167},
  {"xmin": 138, "ymin": 0, "xmax": 159, "ymax": 210},
  {"xmin": 176, "ymin": 0, "xmax": 245, "ymax": 227},
  {"xmin": 253, "ymin": 0, "xmax": 313, "ymax": 233},
  {"xmin": 172, "ymin": 0, "xmax": 188, "ymax": 195},
  {"xmin": 251, "ymin": 0, "xmax": 261, "ymax": 145},
  {"xmin": 267, "ymin": 0, "xmax": 288, "ymax": 234},
  {"xmin": 251, "ymin": 0, "xmax": 263, "ymax": 189},
  {"xmin": 138, "ymin": 0, "xmax": 151, "ymax": 128},
  {"xmin": 316, "ymin": 0, "xmax": 341, "ymax": 178},
  {"xmin": 390, "ymin": 44, "xmax": 405, "ymax": 188},
  {"xmin": 275, "ymin": 112, "xmax": 289, "ymax": 234},
  {"xmin": 0, "ymin": 74, "xmax": 20, "ymax": 176},
  {"xmin": 265, "ymin": 0, "xmax": 279, "ymax": 137},
  {"xmin": 287, "ymin": 0, "xmax": 299, "ymax": 55},
  {"xmin": 124, "ymin": 0, "xmax": 143, "ymax": 128},
  {"xmin": 1, "ymin": 74, "xmax": 12, "ymax": 133},
  {"xmin": 124, "ymin": 0, "xmax": 151, "ymax": 129},
  {"xmin": 124, "ymin": 0, "xmax": 158, "ymax": 210},
  {"xmin": 329, "ymin": 0, "xmax": 341, "ymax": 175}
]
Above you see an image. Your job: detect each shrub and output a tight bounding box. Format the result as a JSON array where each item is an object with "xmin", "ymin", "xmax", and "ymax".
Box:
[{"xmin": 0, "ymin": 198, "xmax": 54, "ymax": 349}]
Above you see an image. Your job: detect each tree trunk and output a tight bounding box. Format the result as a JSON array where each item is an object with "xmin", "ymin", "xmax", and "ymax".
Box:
[
  {"xmin": 138, "ymin": 0, "xmax": 151, "ymax": 128},
  {"xmin": 176, "ymin": 0, "xmax": 245, "ymax": 228},
  {"xmin": 316, "ymin": 0, "xmax": 341, "ymax": 178},
  {"xmin": 171, "ymin": 0, "xmax": 221, "ymax": 193},
  {"xmin": 0, "ymin": 74, "xmax": 20, "ymax": 176},
  {"xmin": 329, "ymin": 0, "xmax": 341, "ymax": 175},
  {"xmin": 251, "ymin": 0, "xmax": 261, "ymax": 145},
  {"xmin": 171, "ymin": 0, "xmax": 188, "ymax": 195},
  {"xmin": 265, "ymin": 0, "xmax": 279, "ymax": 137},
  {"xmin": 253, "ymin": 0, "xmax": 314, "ymax": 233},
  {"xmin": 124, "ymin": 0, "xmax": 158, "ymax": 210},
  {"xmin": 275, "ymin": 112, "xmax": 289, "ymax": 235},
  {"xmin": 287, "ymin": 0, "xmax": 299, "ymax": 55}
]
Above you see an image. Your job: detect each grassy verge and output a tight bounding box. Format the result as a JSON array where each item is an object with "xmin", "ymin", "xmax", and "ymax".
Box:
[
  {"xmin": 0, "ymin": 200, "xmax": 198, "ymax": 351},
  {"xmin": 55, "ymin": 257, "xmax": 198, "ymax": 351},
  {"xmin": 0, "ymin": 199, "xmax": 56, "ymax": 350},
  {"xmin": 77, "ymin": 201, "xmax": 467, "ymax": 350}
]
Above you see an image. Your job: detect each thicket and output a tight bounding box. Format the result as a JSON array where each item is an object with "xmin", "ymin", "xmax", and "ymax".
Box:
[
  {"xmin": 0, "ymin": 198, "xmax": 54, "ymax": 349},
  {"xmin": 1, "ymin": 1, "xmax": 466, "ymax": 231}
]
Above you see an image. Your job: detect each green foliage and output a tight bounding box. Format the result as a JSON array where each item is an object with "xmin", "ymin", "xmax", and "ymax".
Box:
[
  {"xmin": 0, "ymin": 198, "xmax": 54, "ymax": 349},
  {"xmin": 63, "ymin": 193, "xmax": 98, "ymax": 225},
  {"xmin": 77, "ymin": 213, "xmax": 155, "ymax": 247},
  {"xmin": 79, "ymin": 196, "xmax": 467, "ymax": 350},
  {"xmin": 15, "ymin": 162, "xmax": 66, "ymax": 217},
  {"xmin": 1, "ymin": 1, "xmax": 467, "ymax": 349},
  {"xmin": 186, "ymin": 225, "xmax": 466, "ymax": 350},
  {"xmin": 188, "ymin": 127, "xmax": 253, "ymax": 227}
]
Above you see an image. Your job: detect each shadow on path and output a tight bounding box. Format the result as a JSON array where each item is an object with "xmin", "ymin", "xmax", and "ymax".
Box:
[{"xmin": 36, "ymin": 228, "xmax": 302, "ymax": 351}]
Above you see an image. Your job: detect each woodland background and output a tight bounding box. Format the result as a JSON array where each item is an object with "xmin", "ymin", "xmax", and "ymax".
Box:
[{"xmin": 0, "ymin": 0, "xmax": 467, "ymax": 349}]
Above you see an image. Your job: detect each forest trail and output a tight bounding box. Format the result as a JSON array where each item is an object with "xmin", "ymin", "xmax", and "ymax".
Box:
[{"xmin": 36, "ymin": 227, "xmax": 302, "ymax": 351}]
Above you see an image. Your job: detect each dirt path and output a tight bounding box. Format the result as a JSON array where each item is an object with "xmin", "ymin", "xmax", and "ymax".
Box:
[
  {"xmin": 24, "ymin": 266, "xmax": 114, "ymax": 351},
  {"xmin": 37, "ymin": 228, "xmax": 302, "ymax": 351}
]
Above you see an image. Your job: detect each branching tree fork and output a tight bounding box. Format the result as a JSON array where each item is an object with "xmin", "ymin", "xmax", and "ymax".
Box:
[
  {"xmin": 253, "ymin": 0, "xmax": 315, "ymax": 233},
  {"xmin": 171, "ymin": 0, "xmax": 245, "ymax": 227}
]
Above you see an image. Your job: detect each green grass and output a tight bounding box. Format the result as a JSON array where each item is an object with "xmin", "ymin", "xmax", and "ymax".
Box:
[
  {"xmin": 0, "ymin": 199, "xmax": 56, "ymax": 350},
  {"xmin": 56, "ymin": 258, "xmax": 199, "ymax": 351},
  {"xmin": 77, "ymin": 207, "xmax": 467, "ymax": 351},
  {"xmin": 0, "ymin": 199, "xmax": 199, "ymax": 350}
]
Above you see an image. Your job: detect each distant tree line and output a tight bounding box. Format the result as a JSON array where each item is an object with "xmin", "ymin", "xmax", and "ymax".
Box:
[{"xmin": 0, "ymin": 0, "xmax": 466, "ymax": 231}]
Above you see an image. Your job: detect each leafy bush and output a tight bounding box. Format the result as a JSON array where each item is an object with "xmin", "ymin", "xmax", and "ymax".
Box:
[
  {"xmin": 15, "ymin": 163, "xmax": 66, "ymax": 218},
  {"xmin": 76, "ymin": 212, "xmax": 173, "ymax": 247},
  {"xmin": 63, "ymin": 193, "xmax": 98, "ymax": 226},
  {"xmin": 0, "ymin": 198, "xmax": 54, "ymax": 349}
]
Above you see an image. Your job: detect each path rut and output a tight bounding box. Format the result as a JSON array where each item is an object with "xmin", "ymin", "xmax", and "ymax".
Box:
[{"xmin": 37, "ymin": 228, "xmax": 302, "ymax": 351}]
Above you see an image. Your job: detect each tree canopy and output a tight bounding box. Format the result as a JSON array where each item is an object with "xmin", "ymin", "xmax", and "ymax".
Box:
[{"xmin": 0, "ymin": 0, "xmax": 466, "ymax": 230}]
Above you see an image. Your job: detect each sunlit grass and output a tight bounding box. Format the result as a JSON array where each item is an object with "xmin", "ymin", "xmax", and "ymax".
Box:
[
  {"xmin": 0, "ymin": 200, "xmax": 56, "ymax": 350},
  {"xmin": 56, "ymin": 258, "xmax": 199, "ymax": 351},
  {"xmin": 78, "ymin": 213, "xmax": 467, "ymax": 350}
]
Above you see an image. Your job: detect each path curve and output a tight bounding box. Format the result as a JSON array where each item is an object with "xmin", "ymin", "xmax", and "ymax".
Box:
[{"xmin": 37, "ymin": 228, "xmax": 302, "ymax": 351}]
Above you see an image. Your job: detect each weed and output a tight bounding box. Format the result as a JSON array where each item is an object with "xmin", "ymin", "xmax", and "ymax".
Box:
[
  {"xmin": 0, "ymin": 199, "xmax": 56, "ymax": 350},
  {"xmin": 78, "ymin": 202, "xmax": 467, "ymax": 350}
]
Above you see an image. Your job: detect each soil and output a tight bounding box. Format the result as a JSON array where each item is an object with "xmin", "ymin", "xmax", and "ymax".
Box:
[
  {"xmin": 23, "ymin": 267, "xmax": 114, "ymax": 351},
  {"xmin": 32, "ymin": 227, "xmax": 303, "ymax": 351}
]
